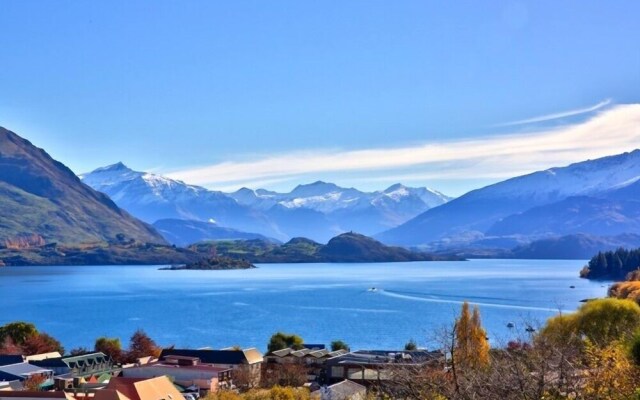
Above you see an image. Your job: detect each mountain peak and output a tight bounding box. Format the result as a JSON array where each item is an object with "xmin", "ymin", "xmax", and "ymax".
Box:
[
  {"xmin": 92, "ymin": 162, "xmax": 132, "ymax": 173},
  {"xmin": 234, "ymin": 187, "xmax": 255, "ymax": 195},
  {"xmin": 290, "ymin": 181, "xmax": 342, "ymax": 197},
  {"xmin": 384, "ymin": 183, "xmax": 408, "ymax": 192}
]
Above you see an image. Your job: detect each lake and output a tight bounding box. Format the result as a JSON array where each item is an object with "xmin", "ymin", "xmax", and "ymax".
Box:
[{"xmin": 0, "ymin": 260, "xmax": 609, "ymax": 352}]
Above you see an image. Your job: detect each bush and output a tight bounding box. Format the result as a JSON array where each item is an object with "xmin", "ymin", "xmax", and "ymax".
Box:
[
  {"xmin": 267, "ymin": 332, "xmax": 304, "ymax": 353},
  {"xmin": 541, "ymin": 298, "xmax": 640, "ymax": 347},
  {"xmin": 330, "ymin": 340, "xmax": 349, "ymax": 352}
]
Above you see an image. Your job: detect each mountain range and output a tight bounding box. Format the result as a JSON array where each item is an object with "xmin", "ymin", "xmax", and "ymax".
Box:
[
  {"xmin": 4, "ymin": 122, "xmax": 640, "ymax": 262},
  {"xmin": 378, "ymin": 150, "xmax": 640, "ymax": 253},
  {"xmin": 80, "ymin": 164, "xmax": 451, "ymax": 243}
]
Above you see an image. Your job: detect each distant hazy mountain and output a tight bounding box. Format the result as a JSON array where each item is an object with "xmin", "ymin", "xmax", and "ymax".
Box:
[
  {"xmin": 378, "ymin": 150, "xmax": 640, "ymax": 246},
  {"xmin": 509, "ymin": 233, "xmax": 640, "ymax": 260},
  {"xmin": 152, "ymin": 218, "xmax": 275, "ymax": 247},
  {"xmin": 487, "ymin": 195, "xmax": 640, "ymax": 238},
  {"xmin": 0, "ymin": 127, "xmax": 165, "ymax": 246},
  {"xmin": 83, "ymin": 165, "xmax": 451, "ymax": 243}
]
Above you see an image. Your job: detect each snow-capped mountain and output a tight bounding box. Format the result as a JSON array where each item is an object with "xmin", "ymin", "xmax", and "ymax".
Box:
[
  {"xmin": 82, "ymin": 164, "xmax": 452, "ymax": 244},
  {"xmin": 228, "ymin": 181, "xmax": 451, "ymax": 237},
  {"xmin": 229, "ymin": 181, "xmax": 451, "ymax": 216},
  {"xmin": 378, "ymin": 149, "xmax": 640, "ymax": 246},
  {"xmin": 80, "ymin": 163, "xmax": 281, "ymax": 239}
]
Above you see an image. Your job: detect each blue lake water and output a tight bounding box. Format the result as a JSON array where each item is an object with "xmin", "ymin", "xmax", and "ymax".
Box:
[{"xmin": 0, "ymin": 260, "xmax": 609, "ymax": 352}]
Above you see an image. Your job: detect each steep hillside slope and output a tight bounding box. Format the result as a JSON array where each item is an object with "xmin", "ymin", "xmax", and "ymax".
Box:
[{"xmin": 0, "ymin": 127, "xmax": 164, "ymax": 246}]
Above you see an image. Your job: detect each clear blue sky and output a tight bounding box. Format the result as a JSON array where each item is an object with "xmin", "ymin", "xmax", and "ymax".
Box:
[{"xmin": 1, "ymin": 1, "xmax": 639, "ymax": 195}]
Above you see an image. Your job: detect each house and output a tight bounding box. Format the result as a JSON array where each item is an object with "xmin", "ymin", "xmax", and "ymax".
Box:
[
  {"xmin": 0, "ymin": 392, "xmax": 75, "ymax": 400},
  {"xmin": 121, "ymin": 355, "xmax": 232, "ymax": 394},
  {"xmin": 0, "ymin": 371, "xmax": 23, "ymax": 391},
  {"xmin": 302, "ymin": 344, "xmax": 326, "ymax": 351},
  {"xmin": 158, "ymin": 349, "xmax": 262, "ymax": 387},
  {"xmin": 0, "ymin": 357, "xmax": 24, "ymax": 368},
  {"xmin": 93, "ymin": 376, "xmax": 184, "ymax": 400},
  {"xmin": 0, "ymin": 363, "xmax": 55, "ymax": 390},
  {"xmin": 324, "ymin": 350, "xmax": 444, "ymax": 384},
  {"xmin": 266, "ymin": 348, "xmax": 349, "ymax": 366},
  {"xmin": 311, "ymin": 380, "xmax": 366, "ymax": 400},
  {"xmin": 30, "ymin": 353, "xmax": 117, "ymax": 381}
]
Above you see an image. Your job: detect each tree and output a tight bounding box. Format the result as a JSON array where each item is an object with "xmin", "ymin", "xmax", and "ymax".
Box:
[
  {"xmin": 267, "ymin": 332, "xmax": 304, "ymax": 353},
  {"xmin": 0, "ymin": 322, "xmax": 38, "ymax": 346},
  {"xmin": 628, "ymin": 330, "xmax": 640, "ymax": 366},
  {"xmin": 0, "ymin": 335, "xmax": 22, "ymax": 355},
  {"xmin": 582, "ymin": 341, "xmax": 640, "ymax": 400},
  {"xmin": 470, "ymin": 306, "xmax": 490, "ymax": 367},
  {"xmin": 21, "ymin": 332, "xmax": 64, "ymax": 356},
  {"xmin": 544, "ymin": 298, "xmax": 640, "ymax": 346},
  {"xmin": 261, "ymin": 364, "xmax": 308, "ymax": 389},
  {"xmin": 69, "ymin": 347, "xmax": 90, "ymax": 356},
  {"xmin": 127, "ymin": 330, "xmax": 160, "ymax": 361},
  {"xmin": 330, "ymin": 340, "xmax": 349, "ymax": 352},
  {"xmin": 203, "ymin": 391, "xmax": 242, "ymax": 400},
  {"xmin": 454, "ymin": 302, "xmax": 490, "ymax": 369},
  {"xmin": 95, "ymin": 337, "xmax": 124, "ymax": 363},
  {"xmin": 404, "ymin": 339, "xmax": 418, "ymax": 351},
  {"xmin": 23, "ymin": 374, "xmax": 47, "ymax": 391}
]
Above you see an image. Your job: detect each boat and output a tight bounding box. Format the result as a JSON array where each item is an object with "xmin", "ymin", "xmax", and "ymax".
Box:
[
  {"xmin": 506, "ymin": 322, "xmax": 515, "ymax": 328},
  {"xmin": 367, "ymin": 287, "xmax": 378, "ymax": 292}
]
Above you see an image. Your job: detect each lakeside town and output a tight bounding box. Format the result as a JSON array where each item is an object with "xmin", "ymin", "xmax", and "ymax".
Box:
[{"xmin": 2, "ymin": 296, "xmax": 640, "ymax": 400}]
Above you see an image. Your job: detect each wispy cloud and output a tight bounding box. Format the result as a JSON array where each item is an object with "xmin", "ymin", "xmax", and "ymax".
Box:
[
  {"xmin": 166, "ymin": 104, "xmax": 640, "ymax": 189},
  {"xmin": 493, "ymin": 98, "xmax": 612, "ymax": 127}
]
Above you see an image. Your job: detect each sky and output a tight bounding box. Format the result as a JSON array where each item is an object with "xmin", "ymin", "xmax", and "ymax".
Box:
[{"xmin": 0, "ymin": 1, "xmax": 639, "ymax": 196}]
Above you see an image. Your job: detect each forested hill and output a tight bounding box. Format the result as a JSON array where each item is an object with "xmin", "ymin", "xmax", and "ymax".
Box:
[
  {"xmin": 190, "ymin": 232, "xmax": 461, "ymax": 263},
  {"xmin": 580, "ymin": 248, "xmax": 640, "ymax": 280}
]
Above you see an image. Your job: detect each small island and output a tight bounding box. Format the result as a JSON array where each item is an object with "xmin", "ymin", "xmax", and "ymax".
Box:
[{"xmin": 159, "ymin": 256, "xmax": 256, "ymax": 270}]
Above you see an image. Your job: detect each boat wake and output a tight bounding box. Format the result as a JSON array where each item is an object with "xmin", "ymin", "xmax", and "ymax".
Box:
[{"xmin": 377, "ymin": 289, "xmax": 560, "ymax": 312}]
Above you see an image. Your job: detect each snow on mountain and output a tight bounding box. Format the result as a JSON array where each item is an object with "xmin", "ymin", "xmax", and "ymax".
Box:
[
  {"xmin": 81, "ymin": 163, "xmax": 283, "ymax": 240},
  {"xmin": 379, "ymin": 184, "xmax": 452, "ymax": 208},
  {"xmin": 83, "ymin": 163, "xmax": 452, "ymax": 243},
  {"xmin": 81, "ymin": 162, "xmax": 228, "ymax": 208},
  {"xmin": 467, "ymin": 149, "xmax": 640, "ymax": 202},
  {"xmin": 228, "ymin": 181, "xmax": 451, "ymax": 216},
  {"xmin": 378, "ymin": 149, "xmax": 640, "ymax": 246}
]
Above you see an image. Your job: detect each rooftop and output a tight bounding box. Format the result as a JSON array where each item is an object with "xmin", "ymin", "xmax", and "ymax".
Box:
[
  {"xmin": 326, "ymin": 350, "xmax": 444, "ymax": 366},
  {"xmin": 160, "ymin": 348, "xmax": 263, "ymax": 366},
  {"xmin": 0, "ymin": 356, "xmax": 24, "ymax": 367},
  {"xmin": 100, "ymin": 376, "xmax": 184, "ymax": 400},
  {"xmin": 132, "ymin": 362, "xmax": 230, "ymax": 374},
  {"xmin": 0, "ymin": 362, "xmax": 53, "ymax": 378},
  {"xmin": 25, "ymin": 352, "xmax": 63, "ymax": 362},
  {"xmin": 313, "ymin": 380, "xmax": 366, "ymax": 399}
]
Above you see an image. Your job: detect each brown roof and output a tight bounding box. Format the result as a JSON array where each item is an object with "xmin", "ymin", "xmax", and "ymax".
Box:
[
  {"xmin": 103, "ymin": 377, "xmax": 183, "ymax": 400},
  {"xmin": 241, "ymin": 349, "xmax": 263, "ymax": 365}
]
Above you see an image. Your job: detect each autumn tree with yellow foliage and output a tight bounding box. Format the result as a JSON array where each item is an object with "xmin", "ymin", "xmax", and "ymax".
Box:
[{"xmin": 454, "ymin": 301, "xmax": 490, "ymax": 370}]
